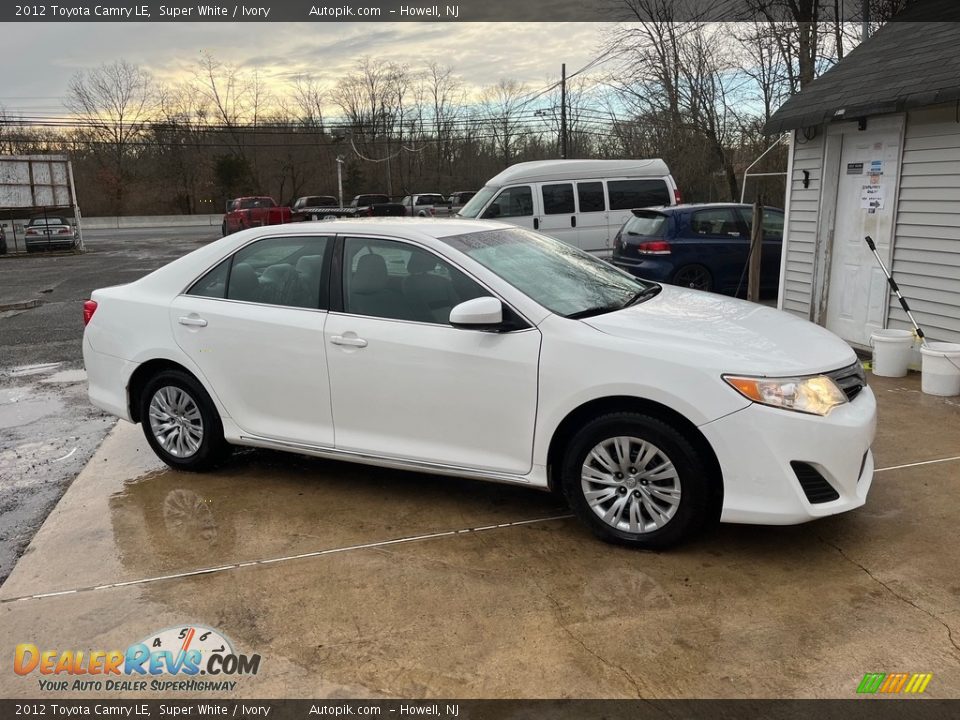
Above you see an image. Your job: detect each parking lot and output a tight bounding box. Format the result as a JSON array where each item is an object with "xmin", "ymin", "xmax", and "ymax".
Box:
[{"xmin": 1, "ymin": 225, "xmax": 959, "ymax": 699}]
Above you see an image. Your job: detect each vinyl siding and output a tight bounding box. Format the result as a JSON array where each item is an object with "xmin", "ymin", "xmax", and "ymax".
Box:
[
  {"xmin": 781, "ymin": 132, "xmax": 824, "ymax": 318},
  {"xmin": 890, "ymin": 105, "xmax": 960, "ymax": 342}
]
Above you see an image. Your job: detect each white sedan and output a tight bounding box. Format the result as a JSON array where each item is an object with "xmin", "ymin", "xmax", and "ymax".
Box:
[{"xmin": 83, "ymin": 219, "xmax": 875, "ymax": 548}]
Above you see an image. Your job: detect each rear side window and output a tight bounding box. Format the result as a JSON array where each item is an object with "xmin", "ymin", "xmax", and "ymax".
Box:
[
  {"xmin": 690, "ymin": 208, "xmax": 744, "ymax": 237},
  {"xmin": 541, "ymin": 184, "xmax": 575, "ymax": 215},
  {"xmin": 577, "ymin": 182, "xmax": 606, "ymax": 212},
  {"xmin": 622, "ymin": 213, "xmax": 668, "ymax": 237},
  {"xmin": 187, "ymin": 236, "xmax": 333, "ymax": 309},
  {"xmin": 607, "ymin": 180, "xmax": 670, "ymax": 210}
]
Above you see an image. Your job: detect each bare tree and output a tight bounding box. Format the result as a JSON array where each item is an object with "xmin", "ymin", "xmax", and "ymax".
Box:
[
  {"xmin": 65, "ymin": 60, "xmax": 154, "ymax": 214},
  {"xmin": 481, "ymin": 79, "xmax": 529, "ymax": 167}
]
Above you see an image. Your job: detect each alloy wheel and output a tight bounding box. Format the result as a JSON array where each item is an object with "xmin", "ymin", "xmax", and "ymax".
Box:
[
  {"xmin": 148, "ymin": 386, "xmax": 204, "ymax": 458},
  {"xmin": 580, "ymin": 436, "xmax": 682, "ymax": 534},
  {"xmin": 674, "ymin": 266, "xmax": 711, "ymax": 291}
]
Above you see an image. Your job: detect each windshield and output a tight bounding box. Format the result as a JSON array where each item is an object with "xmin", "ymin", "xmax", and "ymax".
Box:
[
  {"xmin": 440, "ymin": 227, "xmax": 658, "ymax": 318},
  {"xmin": 456, "ymin": 186, "xmax": 497, "ymax": 218}
]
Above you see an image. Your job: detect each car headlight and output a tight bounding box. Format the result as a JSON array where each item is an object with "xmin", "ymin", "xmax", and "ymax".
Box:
[{"xmin": 723, "ymin": 374, "xmax": 848, "ymax": 416}]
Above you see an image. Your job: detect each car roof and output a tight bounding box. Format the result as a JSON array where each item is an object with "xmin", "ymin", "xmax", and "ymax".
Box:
[
  {"xmin": 641, "ymin": 203, "xmax": 784, "ymax": 215},
  {"xmin": 246, "ymin": 217, "xmax": 512, "ymax": 243},
  {"xmin": 486, "ymin": 159, "xmax": 671, "ymax": 186}
]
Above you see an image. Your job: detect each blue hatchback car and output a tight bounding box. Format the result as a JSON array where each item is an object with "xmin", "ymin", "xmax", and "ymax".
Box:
[{"xmin": 611, "ymin": 203, "xmax": 784, "ymax": 296}]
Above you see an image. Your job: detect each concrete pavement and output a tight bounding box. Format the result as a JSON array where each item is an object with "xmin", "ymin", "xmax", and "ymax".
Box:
[{"xmin": 1, "ymin": 372, "xmax": 958, "ymax": 699}]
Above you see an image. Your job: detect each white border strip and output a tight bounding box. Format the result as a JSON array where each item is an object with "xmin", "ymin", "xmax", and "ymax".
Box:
[
  {"xmin": 0, "ymin": 514, "xmax": 574, "ymax": 604},
  {"xmin": 873, "ymin": 455, "xmax": 960, "ymax": 473}
]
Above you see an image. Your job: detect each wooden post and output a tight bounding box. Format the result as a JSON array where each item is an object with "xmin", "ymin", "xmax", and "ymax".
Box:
[{"xmin": 748, "ymin": 196, "xmax": 764, "ymax": 303}]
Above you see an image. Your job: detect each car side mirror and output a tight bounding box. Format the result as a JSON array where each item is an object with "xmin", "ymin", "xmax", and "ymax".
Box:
[{"xmin": 449, "ymin": 297, "xmax": 504, "ymax": 331}]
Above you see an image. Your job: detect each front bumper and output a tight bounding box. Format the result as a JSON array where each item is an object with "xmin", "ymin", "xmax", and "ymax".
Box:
[{"xmin": 700, "ymin": 385, "xmax": 877, "ymax": 524}]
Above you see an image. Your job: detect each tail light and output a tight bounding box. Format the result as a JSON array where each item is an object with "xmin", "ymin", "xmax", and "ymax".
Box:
[
  {"xmin": 673, "ymin": 188, "xmax": 682, "ymax": 204},
  {"xmin": 26, "ymin": 228, "xmax": 38, "ymax": 236},
  {"xmin": 83, "ymin": 300, "xmax": 98, "ymax": 326},
  {"xmin": 637, "ymin": 240, "xmax": 672, "ymax": 255},
  {"xmin": 58, "ymin": 227, "xmax": 71, "ymax": 235}
]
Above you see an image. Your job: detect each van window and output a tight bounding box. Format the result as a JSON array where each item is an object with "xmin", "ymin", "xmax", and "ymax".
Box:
[
  {"xmin": 483, "ymin": 186, "xmax": 533, "ymax": 219},
  {"xmin": 607, "ymin": 180, "xmax": 670, "ymax": 210},
  {"xmin": 577, "ymin": 182, "xmax": 606, "ymax": 212},
  {"xmin": 542, "ymin": 184, "xmax": 575, "ymax": 215}
]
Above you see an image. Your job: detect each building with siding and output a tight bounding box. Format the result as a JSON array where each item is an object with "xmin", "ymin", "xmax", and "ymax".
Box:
[{"xmin": 764, "ymin": 0, "xmax": 960, "ymax": 349}]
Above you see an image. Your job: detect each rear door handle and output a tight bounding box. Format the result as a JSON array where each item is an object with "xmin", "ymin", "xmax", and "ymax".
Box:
[
  {"xmin": 533, "ymin": 218, "xmax": 539, "ymax": 230},
  {"xmin": 330, "ymin": 335, "xmax": 368, "ymax": 348},
  {"xmin": 178, "ymin": 316, "xmax": 207, "ymax": 327},
  {"xmin": 571, "ymin": 216, "xmax": 577, "ymax": 228}
]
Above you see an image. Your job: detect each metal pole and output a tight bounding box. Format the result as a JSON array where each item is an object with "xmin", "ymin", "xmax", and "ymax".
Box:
[
  {"xmin": 336, "ymin": 156, "xmax": 344, "ymax": 207},
  {"xmin": 560, "ymin": 63, "xmax": 568, "ymax": 159},
  {"xmin": 748, "ymin": 196, "xmax": 764, "ymax": 302},
  {"xmin": 862, "ymin": 0, "xmax": 870, "ymax": 41}
]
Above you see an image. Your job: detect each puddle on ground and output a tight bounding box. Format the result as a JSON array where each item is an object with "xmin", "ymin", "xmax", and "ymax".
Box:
[
  {"xmin": 7, "ymin": 362, "xmax": 62, "ymax": 378},
  {"xmin": 39, "ymin": 369, "xmax": 87, "ymax": 384}
]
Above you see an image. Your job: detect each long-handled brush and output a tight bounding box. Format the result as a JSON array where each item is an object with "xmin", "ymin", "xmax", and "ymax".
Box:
[{"xmin": 864, "ymin": 235, "xmax": 927, "ymax": 347}]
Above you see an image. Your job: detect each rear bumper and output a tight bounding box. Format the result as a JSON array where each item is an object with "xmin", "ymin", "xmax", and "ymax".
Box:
[
  {"xmin": 26, "ymin": 238, "xmax": 77, "ymax": 251},
  {"xmin": 83, "ymin": 336, "xmax": 136, "ymax": 422},
  {"xmin": 701, "ymin": 386, "xmax": 877, "ymax": 524},
  {"xmin": 611, "ymin": 256, "xmax": 675, "ymax": 283}
]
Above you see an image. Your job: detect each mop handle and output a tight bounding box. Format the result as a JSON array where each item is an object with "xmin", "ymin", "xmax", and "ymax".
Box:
[{"xmin": 864, "ymin": 236, "xmax": 926, "ymax": 340}]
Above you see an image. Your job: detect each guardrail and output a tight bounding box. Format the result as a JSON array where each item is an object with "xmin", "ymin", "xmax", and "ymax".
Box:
[{"xmin": 80, "ymin": 214, "xmax": 222, "ymax": 229}]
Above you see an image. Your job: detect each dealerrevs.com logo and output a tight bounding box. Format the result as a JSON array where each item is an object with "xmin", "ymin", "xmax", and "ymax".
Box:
[{"xmin": 15, "ymin": 625, "xmax": 261, "ymax": 693}]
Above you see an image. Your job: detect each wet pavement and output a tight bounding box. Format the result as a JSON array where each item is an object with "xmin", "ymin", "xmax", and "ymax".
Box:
[
  {"xmin": 0, "ymin": 226, "xmax": 218, "ymax": 582},
  {"xmin": 1, "ymin": 372, "xmax": 958, "ymax": 698}
]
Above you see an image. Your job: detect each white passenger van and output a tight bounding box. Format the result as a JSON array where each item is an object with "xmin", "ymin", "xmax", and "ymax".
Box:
[{"xmin": 456, "ymin": 159, "xmax": 680, "ymax": 253}]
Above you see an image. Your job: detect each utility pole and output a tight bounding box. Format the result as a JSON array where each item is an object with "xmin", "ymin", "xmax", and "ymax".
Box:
[
  {"xmin": 862, "ymin": 0, "xmax": 871, "ymax": 40},
  {"xmin": 560, "ymin": 63, "xmax": 568, "ymax": 159}
]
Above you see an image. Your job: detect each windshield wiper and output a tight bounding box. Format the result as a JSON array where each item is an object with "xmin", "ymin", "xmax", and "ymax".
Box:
[
  {"xmin": 564, "ymin": 304, "xmax": 622, "ymax": 320},
  {"xmin": 620, "ymin": 284, "xmax": 662, "ymax": 308}
]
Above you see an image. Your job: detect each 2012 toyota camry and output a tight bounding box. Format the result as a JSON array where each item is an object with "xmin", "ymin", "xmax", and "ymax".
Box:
[{"xmin": 82, "ymin": 219, "xmax": 875, "ymax": 548}]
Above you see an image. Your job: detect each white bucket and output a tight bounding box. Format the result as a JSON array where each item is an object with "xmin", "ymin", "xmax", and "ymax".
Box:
[
  {"xmin": 870, "ymin": 329, "xmax": 914, "ymax": 377},
  {"xmin": 920, "ymin": 342, "xmax": 960, "ymax": 396}
]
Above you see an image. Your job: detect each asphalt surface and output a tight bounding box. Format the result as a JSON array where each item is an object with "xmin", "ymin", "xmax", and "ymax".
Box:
[{"xmin": 0, "ymin": 226, "xmax": 219, "ymax": 582}]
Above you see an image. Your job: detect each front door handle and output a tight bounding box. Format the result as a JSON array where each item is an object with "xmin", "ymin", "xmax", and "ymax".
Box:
[
  {"xmin": 178, "ymin": 316, "xmax": 207, "ymax": 327},
  {"xmin": 571, "ymin": 215, "xmax": 577, "ymax": 228},
  {"xmin": 533, "ymin": 218, "xmax": 539, "ymax": 230},
  {"xmin": 330, "ymin": 335, "xmax": 368, "ymax": 348}
]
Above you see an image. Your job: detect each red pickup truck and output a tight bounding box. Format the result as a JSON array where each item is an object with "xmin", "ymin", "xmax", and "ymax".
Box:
[{"xmin": 222, "ymin": 197, "xmax": 292, "ymax": 235}]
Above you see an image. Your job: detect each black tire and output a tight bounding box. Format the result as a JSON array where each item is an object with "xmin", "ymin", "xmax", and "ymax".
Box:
[
  {"xmin": 139, "ymin": 370, "xmax": 232, "ymax": 472},
  {"xmin": 560, "ymin": 412, "xmax": 713, "ymax": 550},
  {"xmin": 221, "ymin": 222, "xmax": 228, "ymax": 237},
  {"xmin": 673, "ymin": 264, "xmax": 713, "ymax": 292}
]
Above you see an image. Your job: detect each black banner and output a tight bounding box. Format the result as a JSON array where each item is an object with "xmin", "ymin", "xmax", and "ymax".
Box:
[
  {"xmin": 4, "ymin": 0, "xmax": 959, "ymax": 23},
  {"xmin": 2, "ymin": 700, "xmax": 959, "ymax": 719}
]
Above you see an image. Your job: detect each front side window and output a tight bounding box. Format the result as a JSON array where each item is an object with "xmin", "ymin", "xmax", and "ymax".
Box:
[
  {"xmin": 738, "ymin": 208, "xmax": 785, "ymax": 238},
  {"xmin": 440, "ymin": 228, "xmax": 655, "ymax": 318},
  {"xmin": 607, "ymin": 180, "xmax": 670, "ymax": 210},
  {"xmin": 343, "ymin": 237, "xmax": 486, "ymax": 324},
  {"xmin": 542, "ymin": 183, "xmax": 575, "ymax": 215},
  {"xmin": 187, "ymin": 235, "xmax": 333, "ymax": 309},
  {"xmin": 482, "ymin": 185, "xmax": 533, "ymax": 219}
]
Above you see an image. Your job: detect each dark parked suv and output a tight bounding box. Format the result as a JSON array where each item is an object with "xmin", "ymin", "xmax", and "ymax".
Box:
[{"xmin": 612, "ymin": 203, "xmax": 784, "ymax": 296}]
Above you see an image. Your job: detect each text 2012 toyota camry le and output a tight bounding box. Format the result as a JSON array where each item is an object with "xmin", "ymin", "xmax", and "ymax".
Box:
[{"xmin": 83, "ymin": 219, "xmax": 875, "ymax": 549}]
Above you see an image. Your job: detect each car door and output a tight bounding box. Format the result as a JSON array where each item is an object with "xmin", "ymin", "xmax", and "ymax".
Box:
[
  {"xmin": 737, "ymin": 207, "xmax": 785, "ymax": 292},
  {"xmin": 686, "ymin": 207, "xmax": 748, "ymax": 292},
  {"xmin": 537, "ymin": 182, "xmax": 578, "ymax": 247},
  {"xmin": 480, "ymin": 185, "xmax": 537, "ymax": 231},
  {"xmin": 170, "ymin": 234, "xmax": 336, "ymax": 446},
  {"xmin": 324, "ymin": 235, "xmax": 541, "ymax": 474},
  {"xmin": 575, "ymin": 181, "xmax": 610, "ymax": 252}
]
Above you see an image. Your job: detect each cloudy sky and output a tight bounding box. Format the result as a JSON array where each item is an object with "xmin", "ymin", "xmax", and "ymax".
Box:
[{"xmin": 0, "ymin": 23, "xmax": 609, "ymax": 118}]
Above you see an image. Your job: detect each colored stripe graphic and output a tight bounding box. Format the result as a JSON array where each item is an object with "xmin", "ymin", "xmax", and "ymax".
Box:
[
  {"xmin": 857, "ymin": 672, "xmax": 932, "ymax": 694},
  {"xmin": 857, "ymin": 673, "xmax": 886, "ymax": 694}
]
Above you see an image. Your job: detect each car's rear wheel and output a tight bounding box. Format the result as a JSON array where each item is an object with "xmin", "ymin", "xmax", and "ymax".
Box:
[
  {"xmin": 560, "ymin": 412, "xmax": 712, "ymax": 549},
  {"xmin": 221, "ymin": 222, "xmax": 228, "ymax": 236},
  {"xmin": 673, "ymin": 264, "xmax": 713, "ymax": 292},
  {"xmin": 140, "ymin": 370, "xmax": 231, "ymax": 472}
]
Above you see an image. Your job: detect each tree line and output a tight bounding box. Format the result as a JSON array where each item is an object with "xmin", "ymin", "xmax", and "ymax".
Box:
[{"xmin": 0, "ymin": 0, "xmax": 907, "ymax": 216}]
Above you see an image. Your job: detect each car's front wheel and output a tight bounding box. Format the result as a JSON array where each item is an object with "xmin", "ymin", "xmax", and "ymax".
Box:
[
  {"xmin": 560, "ymin": 412, "xmax": 712, "ymax": 549},
  {"xmin": 140, "ymin": 370, "xmax": 231, "ymax": 472}
]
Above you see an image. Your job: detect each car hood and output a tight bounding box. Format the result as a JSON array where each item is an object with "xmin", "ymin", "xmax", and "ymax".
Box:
[{"xmin": 582, "ymin": 285, "xmax": 858, "ymax": 376}]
